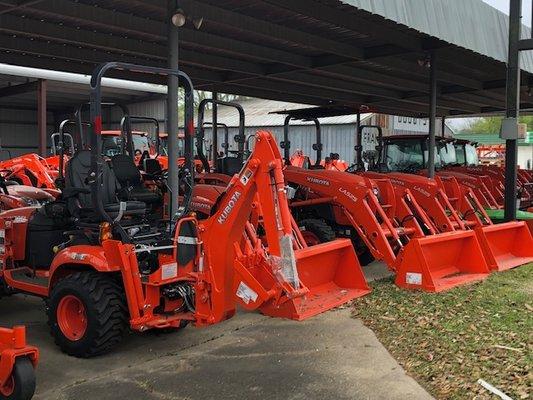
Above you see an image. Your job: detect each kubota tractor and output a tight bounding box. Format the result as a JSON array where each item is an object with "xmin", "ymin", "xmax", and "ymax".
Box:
[
  {"xmin": 0, "ymin": 62, "xmax": 367, "ymax": 358},
  {"xmin": 363, "ymin": 126, "xmax": 533, "ymax": 272}
]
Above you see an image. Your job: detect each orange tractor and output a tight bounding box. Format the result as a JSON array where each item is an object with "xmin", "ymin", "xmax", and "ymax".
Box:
[
  {"xmin": 360, "ymin": 126, "xmax": 533, "ymax": 272},
  {"xmin": 0, "ymin": 62, "xmax": 367, "ymax": 358}
]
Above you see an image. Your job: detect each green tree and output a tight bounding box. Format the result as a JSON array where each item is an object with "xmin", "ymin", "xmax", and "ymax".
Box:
[
  {"xmin": 177, "ymin": 90, "xmax": 250, "ymax": 123},
  {"xmin": 462, "ymin": 116, "xmax": 533, "ymax": 133}
]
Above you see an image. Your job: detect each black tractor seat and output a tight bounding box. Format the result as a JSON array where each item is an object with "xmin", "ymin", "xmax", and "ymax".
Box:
[
  {"xmin": 216, "ymin": 156, "xmax": 243, "ymax": 176},
  {"xmin": 111, "ymin": 154, "xmax": 162, "ymax": 205},
  {"xmin": 64, "ymin": 150, "xmax": 146, "ymax": 220}
]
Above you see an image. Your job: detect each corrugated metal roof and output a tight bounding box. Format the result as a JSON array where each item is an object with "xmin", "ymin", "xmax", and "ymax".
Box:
[
  {"xmin": 340, "ymin": 0, "xmax": 533, "ymax": 73},
  {"xmin": 203, "ymin": 99, "xmax": 372, "ymax": 127}
]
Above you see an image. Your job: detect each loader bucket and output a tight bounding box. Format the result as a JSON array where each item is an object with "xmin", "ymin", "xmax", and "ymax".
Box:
[
  {"xmin": 474, "ymin": 221, "xmax": 533, "ymax": 271},
  {"xmin": 395, "ymin": 231, "xmax": 490, "ymax": 292},
  {"xmin": 261, "ymin": 239, "xmax": 370, "ymax": 320}
]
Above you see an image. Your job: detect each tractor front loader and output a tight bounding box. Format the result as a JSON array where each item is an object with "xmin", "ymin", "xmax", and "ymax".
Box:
[
  {"xmin": 0, "ymin": 154, "xmax": 56, "ymax": 190},
  {"xmin": 370, "ymin": 130, "xmax": 533, "ymax": 272},
  {"xmin": 284, "ymin": 166, "xmax": 490, "ymax": 292}
]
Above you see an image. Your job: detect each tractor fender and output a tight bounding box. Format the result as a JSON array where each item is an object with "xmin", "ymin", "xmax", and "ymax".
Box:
[{"xmin": 49, "ymin": 245, "xmax": 118, "ymax": 286}]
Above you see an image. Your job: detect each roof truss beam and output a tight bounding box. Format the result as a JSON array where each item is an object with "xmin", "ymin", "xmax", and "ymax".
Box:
[{"xmin": 0, "ymin": 80, "xmax": 39, "ymax": 97}]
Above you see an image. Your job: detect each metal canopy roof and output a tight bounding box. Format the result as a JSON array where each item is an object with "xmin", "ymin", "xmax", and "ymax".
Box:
[{"xmin": 0, "ymin": 0, "xmax": 532, "ymax": 117}]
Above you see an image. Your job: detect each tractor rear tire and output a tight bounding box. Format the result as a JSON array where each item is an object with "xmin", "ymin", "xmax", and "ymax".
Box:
[
  {"xmin": 299, "ymin": 219, "xmax": 336, "ymax": 246},
  {"xmin": 0, "ymin": 357, "xmax": 36, "ymax": 400},
  {"xmin": 47, "ymin": 271, "xmax": 128, "ymax": 358}
]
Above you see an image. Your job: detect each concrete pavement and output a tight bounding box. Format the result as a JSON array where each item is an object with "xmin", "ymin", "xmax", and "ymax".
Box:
[{"xmin": 1, "ymin": 264, "xmax": 433, "ymax": 400}]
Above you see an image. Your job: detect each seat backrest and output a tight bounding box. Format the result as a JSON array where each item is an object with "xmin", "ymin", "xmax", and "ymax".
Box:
[
  {"xmin": 216, "ymin": 156, "xmax": 243, "ymax": 176},
  {"xmin": 144, "ymin": 158, "xmax": 162, "ymax": 176},
  {"xmin": 138, "ymin": 150, "xmax": 151, "ymax": 171},
  {"xmin": 65, "ymin": 150, "xmax": 119, "ymax": 211},
  {"xmin": 111, "ymin": 154, "xmax": 142, "ymax": 187}
]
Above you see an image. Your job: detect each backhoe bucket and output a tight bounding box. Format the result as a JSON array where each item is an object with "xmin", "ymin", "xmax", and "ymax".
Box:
[
  {"xmin": 395, "ymin": 231, "xmax": 490, "ymax": 292},
  {"xmin": 474, "ymin": 221, "xmax": 533, "ymax": 271},
  {"xmin": 261, "ymin": 239, "xmax": 370, "ymax": 320}
]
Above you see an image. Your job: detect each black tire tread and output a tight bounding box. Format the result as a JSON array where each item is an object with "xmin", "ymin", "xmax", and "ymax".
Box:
[
  {"xmin": 299, "ymin": 218, "xmax": 336, "ymax": 243},
  {"xmin": 47, "ymin": 271, "xmax": 128, "ymax": 358},
  {"xmin": 0, "ymin": 357, "xmax": 36, "ymax": 400}
]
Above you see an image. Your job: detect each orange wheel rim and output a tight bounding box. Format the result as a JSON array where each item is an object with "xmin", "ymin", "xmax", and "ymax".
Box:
[
  {"xmin": 57, "ymin": 295, "xmax": 87, "ymax": 341},
  {"xmin": 301, "ymin": 230, "xmax": 321, "ymax": 246}
]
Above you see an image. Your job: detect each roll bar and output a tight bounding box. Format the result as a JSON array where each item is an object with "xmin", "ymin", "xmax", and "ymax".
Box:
[
  {"xmin": 90, "ymin": 62, "xmax": 195, "ymax": 223},
  {"xmin": 75, "ymin": 102, "xmax": 130, "ymax": 152},
  {"xmin": 355, "ymin": 124, "xmax": 383, "ymax": 172},
  {"xmin": 281, "ymin": 116, "xmax": 322, "ymax": 166},
  {"xmin": 196, "ymin": 99, "xmax": 245, "ymax": 173},
  {"xmin": 120, "ymin": 116, "xmax": 161, "ymax": 157},
  {"xmin": 244, "ymin": 134, "xmax": 256, "ymax": 158},
  {"xmin": 202, "ymin": 122, "xmax": 229, "ymax": 158},
  {"xmin": 51, "ymin": 131, "xmax": 74, "ymax": 156},
  {"xmin": 56, "ymin": 119, "xmax": 91, "ymax": 189}
]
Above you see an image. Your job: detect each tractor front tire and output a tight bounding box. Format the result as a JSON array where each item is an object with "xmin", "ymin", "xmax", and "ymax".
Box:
[
  {"xmin": 351, "ymin": 236, "xmax": 375, "ymax": 266},
  {"xmin": 0, "ymin": 357, "xmax": 36, "ymax": 400},
  {"xmin": 298, "ymin": 219, "xmax": 336, "ymax": 246},
  {"xmin": 47, "ymin": 272, "xmax": 128, "ymax": 358}
]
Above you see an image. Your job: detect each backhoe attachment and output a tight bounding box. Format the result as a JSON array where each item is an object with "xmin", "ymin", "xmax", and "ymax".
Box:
[{"xmin": 197, "ymin": 131, "xmax": 369, "ymax": 323}]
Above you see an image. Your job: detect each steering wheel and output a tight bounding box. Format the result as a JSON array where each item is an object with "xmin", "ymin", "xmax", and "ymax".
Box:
[
  {"xmin": 397, "ymin": 162, "xmax": 421, "ymax": 174},
  {"xmin": 345, "ymin": 163, "xmax": 358, "ymax": 173}
]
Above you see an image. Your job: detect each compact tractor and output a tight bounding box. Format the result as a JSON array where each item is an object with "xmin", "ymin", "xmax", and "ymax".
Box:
[
  {"xmin": 358, "ymin": 126, "xmax": 533, "ymax": 272},
  {"xmin": 0, "ymin": 63, "xmax": 367, "ymax": 359}
]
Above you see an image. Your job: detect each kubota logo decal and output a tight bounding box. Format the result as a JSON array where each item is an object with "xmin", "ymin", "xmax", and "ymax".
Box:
[
  {"xmin": 190, "ymin": 201, "xmax": 211, "ymax": 211},
  {"xmin": 339, "ymin": 187, "xmax": 357, "ymax": 202},
  {"xmin": 306, "ymin": 176, "xmax": 330, "ymax": 186},
  {"xmin": 217, "ymin": 191, "xmax": 242, "ymax": 224},
  {"xmin": 413, "ymin": 185, "xmax": 431, "ymax": 197}
]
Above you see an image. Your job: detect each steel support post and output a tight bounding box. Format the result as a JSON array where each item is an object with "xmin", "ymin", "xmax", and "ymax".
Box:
[
  {"xmin": 167, "ymin": 0, "xmax": 180, "ymax": 218},
  {"xmin": 427, "ymin": 51, "xmax": 437, "ymax": 178},
  {"xmin": 504, "ymin": 0, "xmax": 521, "ymax": 221},
  {"xmin": 212, "ymin": 91, "xmax": 218, "ymax": 164},
  {"xmin": 37, "ymin": 79, "xmax": 47, "ymax": 156},
  {"xmin": 355, "ymin": 111, "xmax": 362, "ymax": 167}
]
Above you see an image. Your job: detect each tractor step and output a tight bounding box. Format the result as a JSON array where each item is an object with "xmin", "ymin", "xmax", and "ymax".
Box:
[{"xmin": 4, "ymin": 268, "xmax": 49, "ymax": 295}]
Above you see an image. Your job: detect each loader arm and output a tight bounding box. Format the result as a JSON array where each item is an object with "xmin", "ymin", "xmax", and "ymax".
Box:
[{"xmin": 284, "ymin": 166, "xmax": 399, "ymax": 267}]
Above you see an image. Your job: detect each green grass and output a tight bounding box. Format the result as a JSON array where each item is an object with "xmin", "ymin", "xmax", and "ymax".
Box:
[{"xmin": 352, "ymin": 264, "xmax": 533, "ymax": 400}]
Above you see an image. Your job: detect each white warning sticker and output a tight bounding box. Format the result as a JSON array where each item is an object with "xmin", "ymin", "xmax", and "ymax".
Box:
[
  {"xmin": 240, "ymin": 168, "xmax": 253, "ymax": 185},
  {"xmin": 161, "ymin": 262, "xmax": 178, "ymax": 280},
  {"xmin": 406, "ymin": 272, "xmax": 422, "ymax": 285},
  {"xmin": 236, "ymin": 281, "xmax": 258, "ymax": 304}
]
